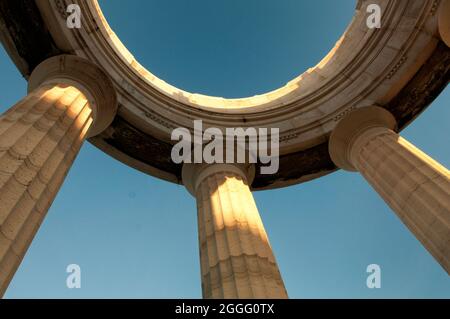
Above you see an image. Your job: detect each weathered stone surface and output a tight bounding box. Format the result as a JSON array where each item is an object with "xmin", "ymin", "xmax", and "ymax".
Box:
[
  {"xmin": 438, "ymin": 0, "xmax": 450, "ymax": 47},
  {"xmin": 0, "ymin": 0, "xmax": 63, "ymax": 75},
  {"xmin": 0, "ymin": 84, "xmax": 93, "ymax": 296},
  {"xmin": 330, "ymin": 106, "xmax": 450, "ymax": 274},
  {"xmin": 183, "ymin": 164, "xmax": 288, "ymax": 299}
]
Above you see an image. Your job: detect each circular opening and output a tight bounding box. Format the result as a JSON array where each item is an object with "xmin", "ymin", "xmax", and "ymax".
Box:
[{"xmin": 99, "ymin": 0, "xmax": 355, "ymax": 99}]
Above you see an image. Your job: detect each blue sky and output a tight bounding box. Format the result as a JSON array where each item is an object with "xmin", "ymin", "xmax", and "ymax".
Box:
[{"xmin": 2, "ymin": 0, "xmax": 449, "ymax": 298}]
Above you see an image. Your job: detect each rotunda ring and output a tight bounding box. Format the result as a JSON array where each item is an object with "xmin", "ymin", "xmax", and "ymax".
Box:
[{"xmin": 1, "ymin": 0, "xmax": 449, "ymax": 189}]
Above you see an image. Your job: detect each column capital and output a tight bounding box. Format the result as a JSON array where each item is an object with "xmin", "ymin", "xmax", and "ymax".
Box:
[
  {"xmin": 28, "ymin": 55, "xmax": 118, "ymax": 137},
  {"xmin": 329, "ymin": 106, "xmax": 397, "ymax": 171},
  {"xmin": 438, "ymin": 0, "xmax": 450, "ymax": 47},
  {"xmin": 182, "ymin": 163, "xmax": 255, "ymax": 196}
]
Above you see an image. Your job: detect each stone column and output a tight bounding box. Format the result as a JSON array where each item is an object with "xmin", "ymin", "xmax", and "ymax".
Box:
[
  {"xmin": 183, "ymin": 164, "xmax": 288, "ymax": 299},
  {"xmin": 0, "ymin": 55, "xmax": 117, "ymax": 296},
  {"xmin": 329, "ymin": 106, "xmax": 450, "ymax": 274},
  {"xmin": 438, "ymin": 0, "xmax": 450, "ymax": 47}
]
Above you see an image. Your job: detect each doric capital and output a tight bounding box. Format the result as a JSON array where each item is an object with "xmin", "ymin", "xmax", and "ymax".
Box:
[
  {"xmin": 438, "ymin": 0, "xmax": 450, "ymax": 47},
  {"xmin": 182, "ymin": 163, "xmax": 256, "ymax": 196},
  {"xmin": 28, "ymin": 55, "xmax": 118, "ymax": 137},
  {"xmin": 329, "ymin": 106, "xmax": 397, "ymax": 171}
]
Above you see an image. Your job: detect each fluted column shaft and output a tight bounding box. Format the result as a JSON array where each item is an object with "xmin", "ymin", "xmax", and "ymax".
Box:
[
  {"xmin": 0, "ymin": 83, "xmax": 93, "ymax": 294},
  {"xmin": 330, "ymin": 106, "xmax": 450, "ymax": 274},
  {"xmin": 183, "ymin": 164, "xmax": 288, "ymax": 299},
  {"xmin": 0, "ymin": 55, "xmax": 117, "ymax": 296}
]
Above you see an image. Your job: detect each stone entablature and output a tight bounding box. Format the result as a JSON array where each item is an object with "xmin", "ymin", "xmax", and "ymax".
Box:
[{"xmin": 0, "ymin": 0, "xmax": 448, "ymax": 189}]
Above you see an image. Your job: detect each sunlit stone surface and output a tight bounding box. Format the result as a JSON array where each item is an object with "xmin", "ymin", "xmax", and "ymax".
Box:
[
  {"xmin": 183, "ymin": 164, "xmax": 288, "ymax": 299},
  {"xmin": 0, "ymin": 55, "xmax": 117, "ymax": 297}
]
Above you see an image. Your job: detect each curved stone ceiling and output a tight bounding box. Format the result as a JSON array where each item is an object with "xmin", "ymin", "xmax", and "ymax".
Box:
[{"xmin": 0, "ymin": 0, "xmax": 449, "ymax": 189}]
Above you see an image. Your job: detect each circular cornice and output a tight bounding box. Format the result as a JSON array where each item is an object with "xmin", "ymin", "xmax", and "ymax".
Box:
[{"xmin": 0, "ymin": 0, "xmax": 448, "ymax": 189}]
